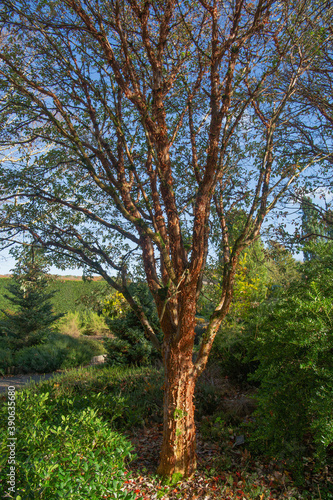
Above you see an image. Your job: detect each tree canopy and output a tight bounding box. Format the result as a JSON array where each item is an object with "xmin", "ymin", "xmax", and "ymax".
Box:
[{"xmin": 0, "ymin": 0, "xmax": 332, "ymax": 478}]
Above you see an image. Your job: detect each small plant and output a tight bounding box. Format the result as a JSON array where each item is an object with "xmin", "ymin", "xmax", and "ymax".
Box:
[
  {"xmin": 57, "ymin": 311, "xmax": 82, "ymax": 337},
  {"xmin": 80, "ymin": 310, "xmax": 110, "ymax": 336}
]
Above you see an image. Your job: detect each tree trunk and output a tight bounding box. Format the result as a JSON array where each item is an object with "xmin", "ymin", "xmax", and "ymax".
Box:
[{"xmin": 157, "ymin": 343, "xmax": 197, "ymax": 478}]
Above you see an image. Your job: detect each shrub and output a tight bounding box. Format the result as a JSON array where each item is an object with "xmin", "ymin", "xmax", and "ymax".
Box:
[
  {"xmin": 250, "ymin": 253, "xmax": 333, "ymax": 471},
  {"xmin": 104, "ymin": 328, "xmax": 153, "ymax": 366},
  {"xmin": 105, "ymin": 282, "xmax": 162, "ymax": 366},
  {"xmin": 208, "ymin": 312, "xmax": 261, "ymax": 385},
  {"xmin": 58, "ymin": 310, "xmax": 111, "ymax": 338},
  {"xmin": 13, "ymin": 333, "xmax": 106, "ymax": 373},
  {"xmin": 15, "ymin": 344, "xmax": 65, "ymax": 373},
  {"xmin": 80, "ymin": 310, "xmax": 110, "ymax": 336},
  {"xmin": 0, "ymin": 348, "xmax": 14, "ymax": 375},
  {"xmin": 0, "ymin": 386, "xmax": 136, "ymax": 499}
]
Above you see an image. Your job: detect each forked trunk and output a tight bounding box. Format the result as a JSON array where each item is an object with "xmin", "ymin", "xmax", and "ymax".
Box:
[{"xmin": 157, "ymin": 345, "xmax": 197, "ymax": 478}]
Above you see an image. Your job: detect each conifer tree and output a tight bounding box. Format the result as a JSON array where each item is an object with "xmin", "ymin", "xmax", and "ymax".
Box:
[{"xmin": 0, "ymin": 248, "xmax": 63, "ymax": 349}]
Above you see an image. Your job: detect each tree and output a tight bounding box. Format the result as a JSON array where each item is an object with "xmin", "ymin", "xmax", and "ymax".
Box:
[
  {"xmin": 0, "ymin": 247, "xmax": 62, "ymax": 349},
  {"xmin": 280, "ymin": 21, "xmax": 333, "ymax": 249},
  {"xmin": 0, "ymin": 0, "xmax": 332, "ymax": 478},
  {"xmin": 300, "ymin": 196, "xmax": 332, "ymax": 259}
]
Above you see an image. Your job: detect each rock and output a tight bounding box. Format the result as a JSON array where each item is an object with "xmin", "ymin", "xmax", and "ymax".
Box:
[
  {"xmin": 233, "ymin": 435, "xmax": 245, "ymax": 447},
  {"xmin": 89, "ymin": 354, "xmax": 107, "ymax": 365}
]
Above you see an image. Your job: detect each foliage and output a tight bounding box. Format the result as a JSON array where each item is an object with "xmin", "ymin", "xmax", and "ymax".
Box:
[
  {"xmin": 229, "ymin": 249, "xmax": 268, "ymax": 318},
  {"xmin": 0, "ymin": 277, "xmax": 106, "ymax": 316},
  {"xmin": 1, "ymin": 364, "xmax": 164, "ymax": 436},
  {"xmin": 209, "ymin": 321, "xmax": 260, "ymax": 385},
  {"xmin": 199, "ymin": 240, "xmax": 270, "ymax": 320},
  {"xmin": 199, "ymin": 240, "xmax": 298, "ymax": 320},
  {"xmin": 0, "ymin": 348, "xmax": 13, "ymax": 376},
  {"xmin": 264, "ymin": 242, "xmax": 300, "ymax": 296},
  {"xmin": 5, "ymin": 333, "xmax": 105, "ymax": 374},
  {"xmin": 102, "ymin": 291, "xmax": 128, "ymax": 318},
  {"xmin": 0, "ymin": 384, "xmax": 136, "ymax": 499},
  {"xmin": 104, "ymin": 333, "xmax": 153, "ymax": 367},
  {"xmin": 0, "ymin": 258, "xmax": 63, "ymax": 349},
  {"xmin": 49, "ymin": 279, "xmax": 108, "ymax": 315},
  {"xmin": 105, "ymin": 283, "xmax": 162, "ymax": 366},
  {"xmin": 57, "ymin": 311, "xmax": 83, "ymax": 338},
  {"xmin": 1, "ymin": 363, "xmax": 331, "ymax": 498},
  {"xmin": 57, "ymin": 335, "xmax": 106, "ymax": 370},
  {"xmin": 250, "ymin": 243, "xmax": 333, "ymax": 471},
  {"xmin": 202, "ymin": 241, "xmax": 299, "ymax": 383},
  {"xmin": 79, "ymin": 311, "xmax": 110, "ymax": 336},
  {"xmin": 301, "ymin": 197, "xmax": 333, "ymax": 260},
  {"xmin": 57, "ymin": 310, "xmax": 110, "ymax": 337},
  {"xmin": 78, "ymin": 284, "xmax": 127, "ymax": 319},
  {"xmin": 14, "ymin": 343, "xmax": 65, "ymax": 374},
  {"xmin": 0, "ymin": 278, "xmax": 12, "ymax": 312}
]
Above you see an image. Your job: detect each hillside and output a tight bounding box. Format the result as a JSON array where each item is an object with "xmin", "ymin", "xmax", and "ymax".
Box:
[{"xmin": 0, "ymin": 276, "xmax": 107, "ymax": 315}]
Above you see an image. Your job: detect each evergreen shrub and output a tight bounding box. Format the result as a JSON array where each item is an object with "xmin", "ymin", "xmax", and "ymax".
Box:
[
  {"xmin": 250, "ymin": 243, "xmax": 333, "ymax": 470},
  {"xmin": 15, "ymin": 344, "xmax": 64, "ymax": 373},
  {"xmin": 11, "ymin": 334, "xmax": 105, "ymax": 373},
  {"xmin": 0, "ymin": 386, "xmax": 136, "ymax": 499},
  {"xmin": 209, "ymin": 320, "xmax": 259, "ymax": 385},
  {"xmin": 0, "ymin": 348, "xmax": 14, "ymax": 375},
  {"xmin": 105, "ymin": 282, "xmax": 162, "ymax": 366}
]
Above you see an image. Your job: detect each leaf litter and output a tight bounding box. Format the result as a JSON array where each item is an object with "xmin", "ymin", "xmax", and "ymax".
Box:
[{"xmin": 121, "ymin": 372, "xmax": 332, "ymax": 500}]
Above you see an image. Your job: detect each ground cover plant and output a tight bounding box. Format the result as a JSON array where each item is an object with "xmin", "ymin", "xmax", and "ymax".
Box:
[
  {"xmin": 0, "ymin": 370, "xmax": 137, "ymax": 499},
  {"xmin": 1, "ymin": 365, "xmax": 332, "ymax": 499}
]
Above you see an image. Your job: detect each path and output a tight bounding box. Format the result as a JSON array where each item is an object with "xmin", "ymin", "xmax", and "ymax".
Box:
[
  {"xmin": 0, "ymin": 372, "xmax": 59, "ymax": 393},
  {"xmin": 0, "ymin": 354, "xmax": 107, "ymax": 394}
]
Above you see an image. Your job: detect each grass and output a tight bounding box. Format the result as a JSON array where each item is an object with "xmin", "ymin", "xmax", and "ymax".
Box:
[{"xmin": 57, "ymin": 311, "xmax": 110, "ymax": 337}]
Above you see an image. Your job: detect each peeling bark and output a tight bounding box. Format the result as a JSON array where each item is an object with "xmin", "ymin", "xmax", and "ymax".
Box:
[{"xmin": 157, "ymin": 341, "xmax": 197, "ymax": 478}]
